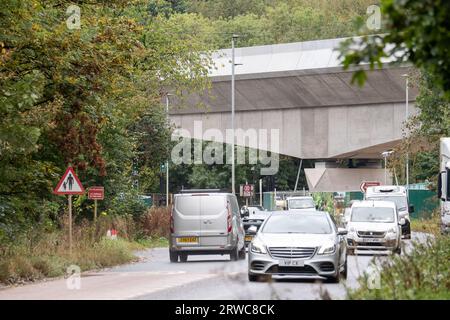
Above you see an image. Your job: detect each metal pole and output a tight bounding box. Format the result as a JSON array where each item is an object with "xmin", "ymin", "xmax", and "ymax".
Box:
[
  {"xmin": 405, "ymin": 76, "xmax": 409, "ymax": 198},
  {"xmin": 384, "ymin": 156, "xmax": 387, "ymax": 184},
  {"xmin": 231, "ymin": 35, "xmax": 237, "ymax": 195},
  {"xmin": 294, "ymin": 159, "xmax": 303, "ymax": 192},
  {"xmin": 259, "ymin": 178, "xmax": 263, "ymax": 206},
  {"xmin": 68, "ymin": 195, "xmax": 72, "ymax": 254},
  {"xmin": 94, "ymin": 199, "xmax": 97, "ymax": 223},
  {"xmin": 166, "ymin": 94, "xmax": 170, "ymax": 206}
]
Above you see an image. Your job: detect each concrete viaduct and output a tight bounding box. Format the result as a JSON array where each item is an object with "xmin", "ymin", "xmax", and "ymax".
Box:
[{"xmin": 169, "ymin": 38, "xmax": 418, "ymax": 191}]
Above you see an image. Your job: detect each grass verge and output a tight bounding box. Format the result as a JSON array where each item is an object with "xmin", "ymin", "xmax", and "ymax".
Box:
[
  {"xmin": 0, "ymin": 207, "xmax": 171, "ymax": 285},
  {"xmin": 411, "ymin": 210, "xmax": 441, "ymax": 236}
]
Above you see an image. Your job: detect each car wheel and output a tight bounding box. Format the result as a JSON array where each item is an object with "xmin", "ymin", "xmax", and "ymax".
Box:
[
  {"xmin": 230, "ymin": 246, "xmax": 239, "ymax": 261},
  {"xmin": 327, "ymin": 269, "xmax": 341, "ymax": 283},
  {"xmin": 238, "ymin": 246, "xmax": 246, "ymax": 260},
  {"xmin": 179, "ymin": 253, "xmax": 188, "ymax": 262},
  {"xmin": 341, "ymin": 258, "xmax": 348, "ymax": 279},
  {"xmin": 169, "ymin": 250, "xmax": 178, "ymax": 263}
]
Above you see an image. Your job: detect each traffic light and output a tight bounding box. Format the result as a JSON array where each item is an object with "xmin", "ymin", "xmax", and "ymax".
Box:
[{"xmin": 274, "ymin": 175, "xmax": 279, "ymax": 189}]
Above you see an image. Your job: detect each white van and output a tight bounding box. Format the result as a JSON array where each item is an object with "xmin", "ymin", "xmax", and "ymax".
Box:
[
  {"xmin": 169, "ymin": 190, "xmax": 246, "ymax": 262},
  {"xmin": 346, "ymin": 200, "xmax": 403, "ymax": 254},
  {"xmin": 365, "ymin": 186, "xmax": 412, "ymax": 239}
]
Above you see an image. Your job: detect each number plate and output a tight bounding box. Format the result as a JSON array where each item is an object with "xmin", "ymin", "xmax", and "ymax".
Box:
[
  {"xmin": 363, "ymin": 238, "xmax": 383, "ymax": 243},
  {"xmin": 279, "ymin": 259, "xmax": 304, "ymax": 267},
  {"xmin": 245, "ymin": 235, "xmax": 253, "ymax": 242},
  {"xmin": 177, "ymin": 237, "xmax": 198, "ymax": 244}
]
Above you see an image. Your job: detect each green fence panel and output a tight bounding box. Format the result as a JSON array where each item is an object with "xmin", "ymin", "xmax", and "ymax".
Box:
[
  {"xmin": 263, "ymin": 192, "xmax": 274, "ymax": 211},
  {"xmin": 408, "ymin": 190, "xmax": 439, "ymax": 219}
]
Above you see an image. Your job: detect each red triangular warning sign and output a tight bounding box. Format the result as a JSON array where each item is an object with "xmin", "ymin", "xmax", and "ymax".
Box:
[{"xmin": 53, "ymin": 166, "xmax": 85, "ymax": 195}]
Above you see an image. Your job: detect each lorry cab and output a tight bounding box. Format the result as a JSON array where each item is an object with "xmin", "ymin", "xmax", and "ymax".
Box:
[
  {"xmin": 169, "ymin": 189, "xmax": 246, "ymax": 262},
  {"xmin": 365, "ymin": 185, "xmax": 412, "ymax": 239}
]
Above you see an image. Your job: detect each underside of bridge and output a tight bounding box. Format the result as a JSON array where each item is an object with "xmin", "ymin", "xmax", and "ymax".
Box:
[{"xmin": 170, "ymin": 38, "xmax": 417, "ymax": 191}]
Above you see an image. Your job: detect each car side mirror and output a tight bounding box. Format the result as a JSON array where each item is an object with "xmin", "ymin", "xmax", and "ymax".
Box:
[
  {"xmin": 409, "ymin": 205, "xmax": 414, "ymax": 213},
  {"xmin": 399, "ymin": 218, "xmax": 406, "ymax": 225},
  {"xmin": 248, "ymin": 225, "xmax": 258, "ymax": 234},
  {"xmin": 337, "ymin": 228, "xmax": 347, "ymax": 235}
]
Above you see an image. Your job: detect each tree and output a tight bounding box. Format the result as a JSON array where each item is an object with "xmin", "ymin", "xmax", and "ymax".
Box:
[
  {"xmin": 0, "ymin": 0, "xmax": 211, "ymax": 237},
  {"xmin": 339, "ymin": 0, "xmax": 450, "ymax": 98}
]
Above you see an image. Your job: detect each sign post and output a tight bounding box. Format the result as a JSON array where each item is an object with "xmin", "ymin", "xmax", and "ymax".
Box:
[
  {"xmin": 53, "ymin": 166, "xmax": 85, "ymax": 254},
  {"xmin": 88, "ymin": 187, "xmax": 104, "ymax": 223},
  {"xmin": 68, "ymin": 194, "xmax": 72, "ymax": 254}
]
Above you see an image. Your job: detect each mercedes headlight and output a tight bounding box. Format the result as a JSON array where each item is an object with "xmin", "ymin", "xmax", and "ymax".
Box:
[
  {"xmin": 318, "ymin": 242, "xmax": 336, "ymax": 255},
  {"xmin": 250, "ymin": 238, "xmax": 267, "ymax": 254}
]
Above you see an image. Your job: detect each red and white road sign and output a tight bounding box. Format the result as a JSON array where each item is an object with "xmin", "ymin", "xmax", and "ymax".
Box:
[
  {"xmin": 88, "ymin": 186, "xmax": 104, "ymax": 200},
  {"xmin": 360, "ymin": 181, "xmax": 381, "ymax": 193},
  {"xmin": 242, "ymin": 184, "xmax": 254, "ymax": 197},
  {"xmin": 53, "ymin": 166, "xmax": 85, "ymax": 195}
]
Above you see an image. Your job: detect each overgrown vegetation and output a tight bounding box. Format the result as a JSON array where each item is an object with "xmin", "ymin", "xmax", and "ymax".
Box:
[
  {"xmin": 0, "ymin": 207, "xmax": 170, "ymax": 285},
  {"xmin": 348, "ymin": 235, "xmax": 450, "ymax": 299},
  {"xmin": 411, "ymin": 209, "xmax": 441, "ymax": 236}
]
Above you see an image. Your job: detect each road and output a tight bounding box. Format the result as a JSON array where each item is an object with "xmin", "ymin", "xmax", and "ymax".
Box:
[{"xmin": 0, "ymin": 233, "xmax": 427, "ymax": 300}]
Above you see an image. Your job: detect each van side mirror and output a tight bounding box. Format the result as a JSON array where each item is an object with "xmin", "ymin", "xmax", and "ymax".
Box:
[
  {"xmin": 399, "ymin": 218, "xmax": 406, "ymax": 225},
  {"xmin": 337, "ymin": 228, "xmax": 347, "ymax": 236},
  {"xmin": 409, "ymin": 205, "xmax": 414, "ymax": 213},
  {"xmin": 248, "ymin": 225, "xmax": 258, "ymax": 234}
]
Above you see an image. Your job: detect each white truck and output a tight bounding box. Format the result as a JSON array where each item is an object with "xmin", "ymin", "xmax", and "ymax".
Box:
[
  {"xmin": 438, "ymin": 137, "xmax": 450, "ymax": 234},
  {"xmin": 365, "ymin": 185, "xmax": 412, "ymax": 239}
]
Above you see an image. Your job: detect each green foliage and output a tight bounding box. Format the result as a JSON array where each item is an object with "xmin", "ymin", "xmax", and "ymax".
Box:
[
  {"xmin": 170, "ymin": 0, "xmax": 376, "ymax": 48},
  {"xmin": 339, "ymin": 0, "xmax": 450, "ymax": 99},
  {"xmin": 348, "ymin": 235, "xmax": 450, "ymax": 299},
  {"xmin": 0, "ymin": 0, "xmax": 210, "ymax": 242},
  {"xmin": 386, "ymin": 71, "xmax": 450, "ymax": 189}
]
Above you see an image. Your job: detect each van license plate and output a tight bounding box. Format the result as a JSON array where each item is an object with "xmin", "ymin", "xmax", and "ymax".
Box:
[
  {"xmin": 364, "ymin": 238, "xmax": 382, "ymax": 243},
  {"xmin": 177, "ymin": 237, "xmax": 198, "ymax": 244},
  {"xmin": 279, "ymin": 260, "xmax": 304, "ymax": 267},
  {"xmin": 245, "ymin": 235, "xmax": 253, "ymax": 242}
]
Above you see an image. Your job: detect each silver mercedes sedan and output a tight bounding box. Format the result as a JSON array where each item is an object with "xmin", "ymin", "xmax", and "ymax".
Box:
[{"xmin": 247, "ymin": 211, "xmax": 348, "ymax": 282}]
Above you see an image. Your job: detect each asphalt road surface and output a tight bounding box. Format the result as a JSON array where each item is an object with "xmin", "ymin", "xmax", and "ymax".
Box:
[{"xmin": 0, "ymin": 233, "xmax": 428, "ymax": 300}]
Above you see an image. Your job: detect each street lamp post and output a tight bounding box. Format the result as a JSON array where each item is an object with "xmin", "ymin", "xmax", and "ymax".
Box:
[
  {"xmin": 402, "ymin": 74, "xmax": 410, "ymax": 198},
  {"xmin": 231, "ymin": 35, "xmax": 239, "ymax": 195},
  {"xmin": 165, "ymin": 94, "xmax": 172, "ymax": 207}
]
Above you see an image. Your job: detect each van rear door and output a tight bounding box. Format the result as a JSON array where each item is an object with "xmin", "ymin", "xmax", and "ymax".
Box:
[
  {"xmin": 199, "ymin": 195, "xmax": 228, "ymax": 246},
  {"xmin": 173, "ymin": 195, "xmax": 201, "ymax": 237}
]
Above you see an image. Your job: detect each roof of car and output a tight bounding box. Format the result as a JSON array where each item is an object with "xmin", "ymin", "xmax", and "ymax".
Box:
[{"xmin": 351, "ymin": 200, "xmax": 396, "ymax": 209}]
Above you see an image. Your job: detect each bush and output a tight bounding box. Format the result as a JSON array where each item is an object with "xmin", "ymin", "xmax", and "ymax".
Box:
[
  {"xmin": 139, "ymin": 207, "xmax": 171, "ymax": 239},
  {"xmin": 411, "ymin": 209, "xmax": 441, "ymax": 236},
  {"xmin": 348, "ymin": 235, "xmax": 450, "ymax": 299}
]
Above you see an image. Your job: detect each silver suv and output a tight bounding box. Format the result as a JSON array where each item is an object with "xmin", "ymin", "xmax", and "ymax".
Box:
[{"xmin": 169, "ymin": 190, "xmax": 246, "ymax": 262}]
